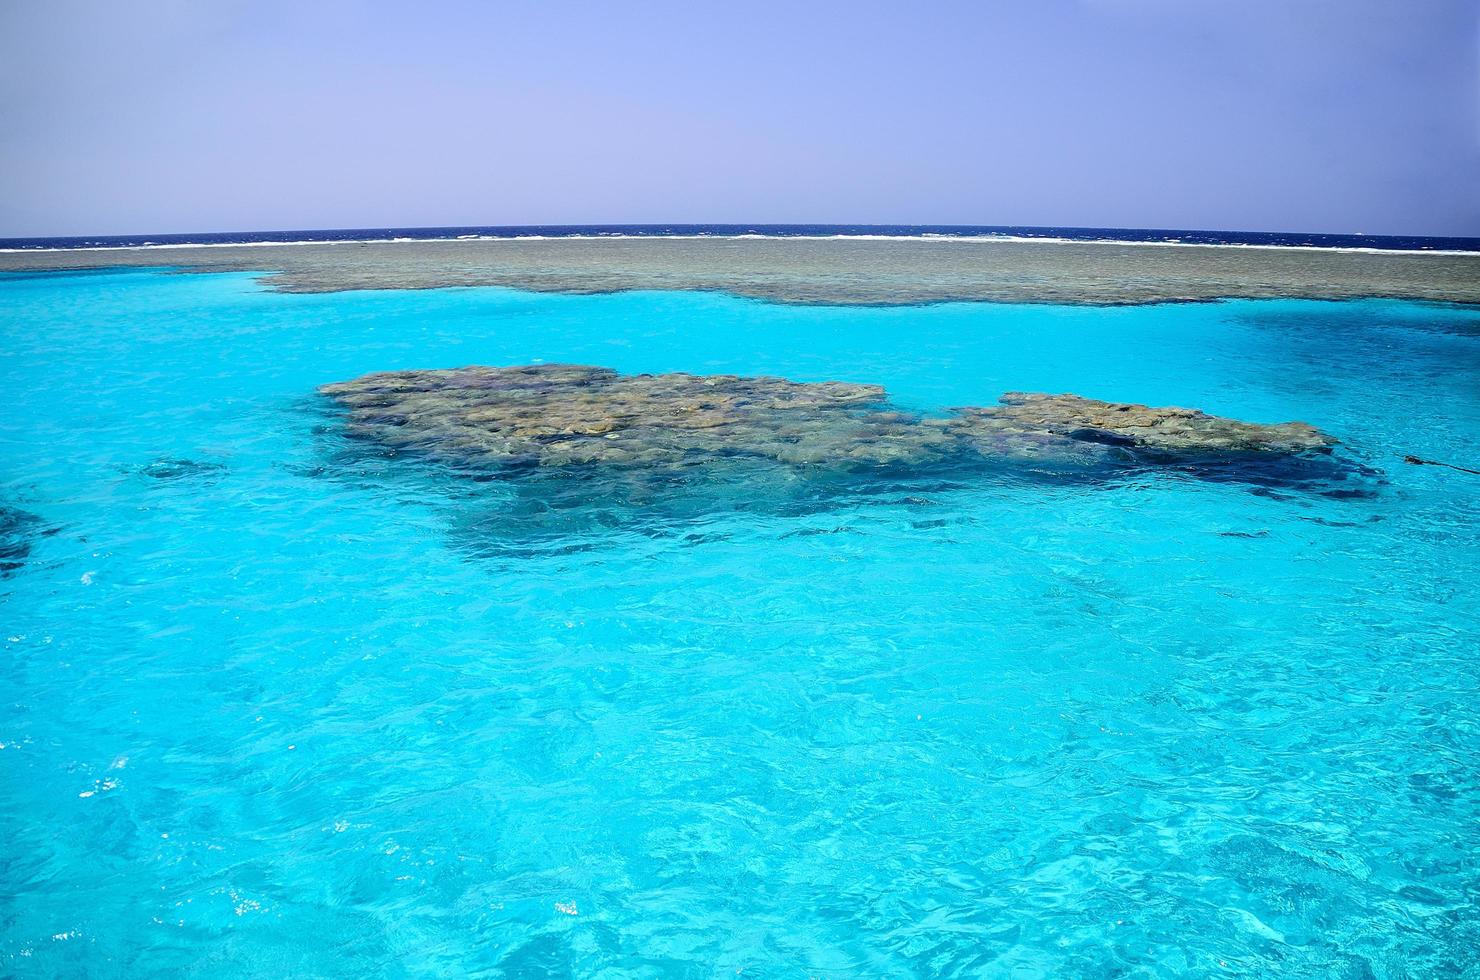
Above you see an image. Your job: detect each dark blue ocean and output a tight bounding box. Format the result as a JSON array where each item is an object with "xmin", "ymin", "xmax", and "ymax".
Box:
[{"xmin": 3, "ymin": 223, "xmax": 1479, "ymax": 252}]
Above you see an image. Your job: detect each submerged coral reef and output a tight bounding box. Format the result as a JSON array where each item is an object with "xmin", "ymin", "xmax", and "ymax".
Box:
[
  {"xmin": 138, "ymin": 458, "xmax": 227, "ymax": 481},
  {"xmin": 320, "ymin": 364, "xmax": 1349, "ymax": 488},
  {"xmin": 1, "ymin": 504, "xmax": 50, "ymax": 578},
  {"xmin": 314, "ymin": 364, "xmax": 1373, "ymax": 556},
  {"xmin": 943, "ymin": 392, "xmax": 1336, "ymax": 458}
]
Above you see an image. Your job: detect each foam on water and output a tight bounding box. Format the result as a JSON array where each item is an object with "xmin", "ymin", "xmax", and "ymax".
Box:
[
  {"xmin": 4, "ymin": 223, "xmax": 1478, "ymax": 255},
  {"xmin": 2, "ymin": 270, "xmax": 1478, "ymax": 976},
  {"xmin": 5, "ymin": 233, "xmax": 1478, "ymax": 257}
]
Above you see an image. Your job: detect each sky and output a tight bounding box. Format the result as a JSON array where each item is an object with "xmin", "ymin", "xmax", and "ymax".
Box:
[{"xmin": 1, "ymin": 0, "xmax": 1477, "ymax": 238}]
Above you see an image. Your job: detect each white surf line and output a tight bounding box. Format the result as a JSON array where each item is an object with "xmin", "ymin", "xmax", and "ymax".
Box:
[{"xmin": 2, "ymin": 233, "xmax": 1477, "ymax": 257}]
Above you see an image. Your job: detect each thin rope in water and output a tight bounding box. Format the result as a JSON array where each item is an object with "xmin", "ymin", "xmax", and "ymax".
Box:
[{"xmin": 1402, "ymin": 455, "xmax": 1480, "ymax": 476}]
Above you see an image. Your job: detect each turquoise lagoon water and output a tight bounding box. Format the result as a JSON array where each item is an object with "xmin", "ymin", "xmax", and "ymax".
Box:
[{"xmin": 2, "ymin": 269, "xmax": 1479, "ymax": 977}]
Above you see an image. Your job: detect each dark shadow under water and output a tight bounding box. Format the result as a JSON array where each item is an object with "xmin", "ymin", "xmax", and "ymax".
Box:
[
  {"xmin": 308, "ymin": 411, "xmax": 1384, "ymax": 561},
  {"xmin": 1, "ymin": 503, "xmax": 56, "ymax": 580}
]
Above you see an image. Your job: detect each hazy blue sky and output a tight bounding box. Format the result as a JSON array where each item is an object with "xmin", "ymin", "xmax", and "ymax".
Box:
[{"xmin": 2, "ymin": 0, "xmax": 1477, "ymax": 237}]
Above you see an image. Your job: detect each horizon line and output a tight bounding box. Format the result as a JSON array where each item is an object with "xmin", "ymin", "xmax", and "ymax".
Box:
[{"xmin": 4, "ymin": 221, "xmax": 1479, "ymax": 246}]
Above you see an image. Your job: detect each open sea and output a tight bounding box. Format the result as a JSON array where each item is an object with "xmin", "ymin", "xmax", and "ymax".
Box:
[
  {"xmin": 3, "ymin": 223, "xmax": 1479, "ymax": 253},
  {"xmin": 2, "ymin": 265, "xmax": 1479, "ymax": 976}
]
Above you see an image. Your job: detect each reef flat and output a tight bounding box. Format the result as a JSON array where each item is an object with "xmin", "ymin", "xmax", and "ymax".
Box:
[
  {"xmin": 320, "ymin": 365, "xmax": 1359, "ymax": 504},
  {"xmin": 5, "ymin": 236, "xmax": 1480, "ymax": 305}
]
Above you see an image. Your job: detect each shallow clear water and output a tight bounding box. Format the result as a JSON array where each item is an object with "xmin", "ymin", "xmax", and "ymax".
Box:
[{"xmin": 2, "ymin": 269, "xmax": 1478, "ymax": 977}]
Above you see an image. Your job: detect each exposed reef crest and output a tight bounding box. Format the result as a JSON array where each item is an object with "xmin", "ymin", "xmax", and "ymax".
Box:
[{"xmin": 5, "ymin": 237, "xmax": 1480, "ymax": 305}]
